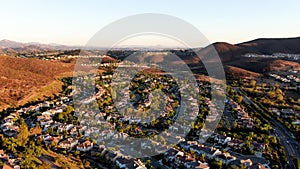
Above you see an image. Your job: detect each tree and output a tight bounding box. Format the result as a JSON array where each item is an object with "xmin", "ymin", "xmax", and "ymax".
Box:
[
  {"xmin": 83, "ymin": 160, "xmax": 90, "ymax": 168},
  {"xmin": 210, "ymin": 160, "xmax": 223, "ymax": 169},
  {"xmin": 146, "ymin": 159, "xmax": 152, "ymax": 168},
  {"xmin": 236, "ymin": 95, "xmax": 243, "ymax": 104},
  {"xmin": 66, "ymin": 105, "xmax": 74, "ymax": 114},
  {"xmin": 277, "ymin": 94, "xmax": 284, "ymax": 102},
  {"xmin": 17, "ymin": 118, "xmax": 29, "ymax": 147},
  {"xmin": 250, "ymin": 80, "xmax": 256, "ymax": 87},
  {"xmin": 7, "ymin": 139, "xmax": 17, "ymax": 153}
]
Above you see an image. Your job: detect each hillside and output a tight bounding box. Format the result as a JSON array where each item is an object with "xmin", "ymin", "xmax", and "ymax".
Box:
[
  {"xmin": 0, "ymin": 39, "xmax": 79, "ymax": 56},
  {"xmin": 225, "ymin": 66, "xmax": 262, "ymax": 79},
  {"xmin": 237, "ymin": 37, "xmax": 300, "ymax": 54},
  {"xmin": 192, "ymin": 37, "xmax": 300, "ymax": 75},
  {"xmin": 197, "ymin": 37, "xmax": 300, "ymax": 63},
  {"xmin": 0, "ymin": 56, "xmax": 74, "ymax": 110},
  {"xmin": 0, "ymin": 39, "xmax": 25, "ymax": 48},
  {"xmin": 266, "ymin": 59, "xmax": 300, "ymax": 72}
]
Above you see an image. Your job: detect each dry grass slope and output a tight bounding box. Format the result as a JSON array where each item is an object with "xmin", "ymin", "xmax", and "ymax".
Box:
[
  {"xmin": 226, "ymin": 66, "xmax": 262, "ymax": 79},
  {"xmin": 0, "ymin": 56, "xmax": 74, "ymax": 110},
  {"xmin": 267, "ymin": 59, "xmax": 300, "ymax": 72}
]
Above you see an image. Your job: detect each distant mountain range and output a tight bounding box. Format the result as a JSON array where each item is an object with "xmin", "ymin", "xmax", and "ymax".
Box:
[
  {"xmin": 1, "ymin": 37, "xmax": 300, "ymax": 56},
  {"xmin": 0, "ymin": 39, "xmax": 80, "ymax": 54},
  {"xmin": 1, "ymin": 37, "xmax": 300, "ymax": 77}
]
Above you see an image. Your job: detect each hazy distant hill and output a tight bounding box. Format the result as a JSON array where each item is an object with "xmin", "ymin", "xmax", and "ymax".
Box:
[
  {"xmin": 0, "ymin": 39, "xmax": 25, "ymax": 48},
  {"xmin": 0, "ymin": 39, "xmax": 80, "ymax": 55}
]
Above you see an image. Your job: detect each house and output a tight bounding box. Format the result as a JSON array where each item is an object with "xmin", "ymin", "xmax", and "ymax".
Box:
[
  {"xmin": 13, "ymin": 165, "xmax": 20, "ymax": 169},
  {"xmin": 49, "ymin": 121, "xmax": 61, "ymax": 129},
  {"xmin": 1, "ymin": 122, "xmax": 13, "ymax": 130},
  {"xmin": 78, "ymin": 125, "xmax": 87, "ymax": 133},
  {"xmin": 228, "ymin": 139, "xmax": 244, "ymax": 150},
  {"xmin": 98, "ymin": 130, "xmax": 115, "ymax": 140},
  {"xmin": 70, "ymin": 126, "xmax": 78, "ymax": 135},
  {"xmin": 194, "ymin": 162, "xmax": 210, "ymax": 169},
  {"xmin": 114, "ymin": 132, "xmax": 129, "ymax": 140},
  {"xmin": 189, "ymin": 144, "xmax": 216, "ymax": 158},
  {"xmin": 65, "ymin": 124, "xmax": 74, "ymax": 131},
  {"xmin": 58, "ymin": 138, "xmax": 78, "ymax": 149},
  {"xmin": 57, "ymin": 124, "xmax": 74, "ymax": 133},
  {"xmin": 235, "ymin": 107, "xmax": 255, "ymax": 129},
  {"xmin": 0, "ymin": 150, "xmax": 21, "ymax": 169},
  {"xmin": 212, "ymin": 134, "xmax": 227, "ymax": 144},
  {"xmin": 4, "ymin": 114, "xmax": 16, "ymax": 122},
  {"xmin": 37, "ymin": 115, "xmax": 51, "ymax": 121},
  {"xmin": 249, "ymin": 163, "xmax": 268, "ymax": 169},
  {"xmin": 187, "ymin": 161, "xmax": 209, "ymax": 169},
  {"xmin": 270, "ymin": 108, "xmax": 280, "ymax": 116},
  {"xmin": 53, "ymin": 108, "xmax": 63, "ymax": 114},
  {"xmin": 95, "ymin": 113, "xmax": 105, "ymax": 121},
  {"xmin": 164, "ymin": 148, "xmax": 182, "ymax": 162},
  {"xmin": 175, "ymin": 156, "xmax": 196, "ymax": 168},
  {"xmin": 180, "ymin": 141, "xmax": 192, "ymax": 150},
  {"xmin": 131, "ymin": 127, "xmax": 142, "ymax": 135},
  {"xmin": 42, "ymin": 111, "xmax": 52, "ymax": 116},
  {"xmin": 281, "ymin": 109, "xmax": 294, "ymax": 116},
  {"xmin": 39, "ymin": 119, "xmax": 53, "ymax": 127},
  {"xmin": 214, "ymin": 152, "xmax": 236, "ymax": 165},
  {"xmin": 2, "ymin": 125, "xmax": 19, "ymax": 136},
  {"xmin": 44, "ymin": 136, "xmax": 62, "ymax": 144},
  {"xmin": 293, "ymin": 120, "xmax": 300, "ymax": 125},
  {"xmin": 229, "ymin": 159, "xmax": 253, "ymax": 168},
  {"xmin": 240, "ymin": 159, "xmax": 253, "ymax": 167},
  {"xmin": 115, "ymin": 157, "xmax": 147, "ymax": 169},
  {"xmin": 251, "ymin": 141, "xmax": 265, "ymax": 152},
  {"xmin": 84, "ymin": 127, "xmax": 100, "ymax": 137},
  {"xmin": 77, "ymin": 140, "xmax": 93, "ymax": 152}
]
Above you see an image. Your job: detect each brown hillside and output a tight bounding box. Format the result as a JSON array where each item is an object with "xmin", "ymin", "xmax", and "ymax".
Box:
[
  {"xmin": 266, "ymin": 59, "xmax": 300, "ymax": 72},
  {"xmin": 225, "ymin": 66, "xmax": 262, "ymax": 79},
  {"xmin": 237, "ymin": 37, "xmax": 300, "ymax": 54},
  {"xmin": 0, "ymin": 56, "xmax": 74, "ymax": 110},
  {"xmin": 197, "ymin": 37, "xmax": 300, "ymax": 64}
]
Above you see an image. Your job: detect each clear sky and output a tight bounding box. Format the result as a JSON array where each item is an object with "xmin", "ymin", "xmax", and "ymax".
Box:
[{"xmin": 0, "ymin": 0, "xmax": 299, "ymax": 46}]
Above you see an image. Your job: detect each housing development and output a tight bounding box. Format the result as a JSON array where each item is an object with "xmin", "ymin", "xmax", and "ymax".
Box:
[{"xmin": 0, "ymin": 40, "xmax": 299, "ymax": 169}]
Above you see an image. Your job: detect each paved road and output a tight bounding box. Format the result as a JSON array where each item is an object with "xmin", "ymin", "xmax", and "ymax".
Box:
[
  {"xmin": 233, "ymin": 87, "xmax": 300, "ymax": 169},
  {"xmin": 271, "ymin": 118, "xmax": 300, "ymax": 169}
]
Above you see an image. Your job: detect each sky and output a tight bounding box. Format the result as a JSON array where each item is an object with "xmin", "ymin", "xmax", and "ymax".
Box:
[{"xmin": 0, "ymin": 0, "xmax": 300, "ymax": 47}]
